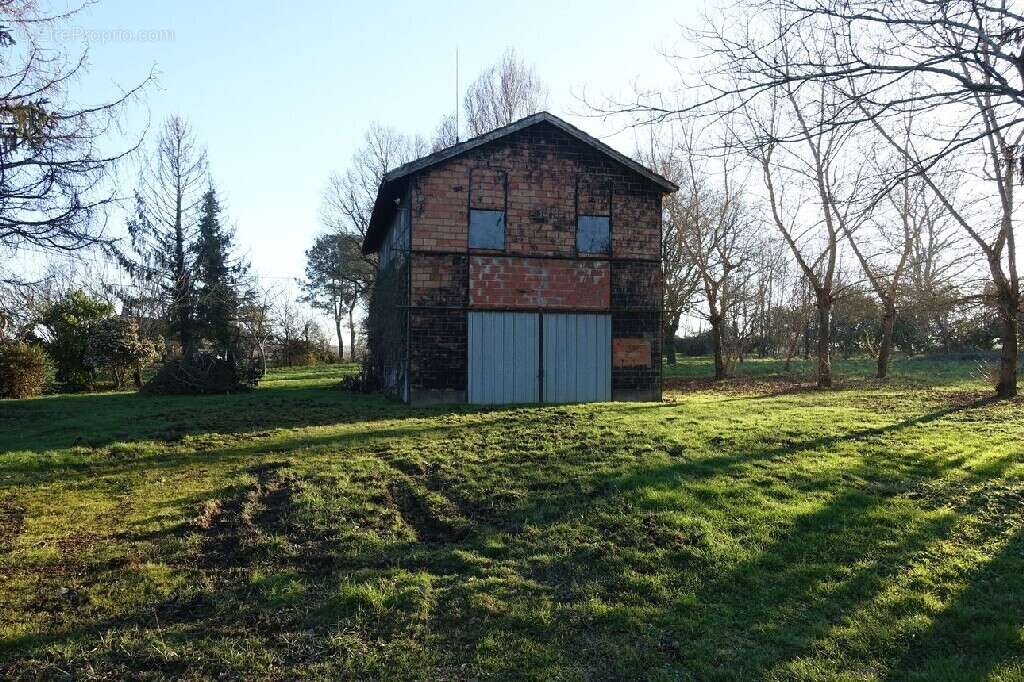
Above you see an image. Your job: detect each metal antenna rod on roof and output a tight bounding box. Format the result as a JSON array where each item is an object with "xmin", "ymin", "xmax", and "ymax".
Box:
[{"xmin": 455, "ymin": 46, "xmax": 460, "ymax": 144}]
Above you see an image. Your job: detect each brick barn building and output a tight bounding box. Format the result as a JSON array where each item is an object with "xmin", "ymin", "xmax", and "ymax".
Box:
[{"xmin": 361, "ymin": 111, "xmax": 676, "ymax": 405}]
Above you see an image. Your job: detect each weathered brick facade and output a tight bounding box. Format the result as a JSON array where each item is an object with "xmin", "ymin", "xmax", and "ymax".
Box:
[
  {"xmin": 411, "ymin": 253, "xmax": 468, "ymax": 307},
  {"xmin": 468, "ymin": 256, "xmax": 610, "ymax": 309},
  {"xmin": 408, "ymin": 309, "xmax": 466, "ymax": 403},
  {"xmin": 610, "ymin": 259, "xmax": 662, "ymax": 400},
  {"xmin": 365, "ymin": 113, "xmax": 672, "ymax": 404}
]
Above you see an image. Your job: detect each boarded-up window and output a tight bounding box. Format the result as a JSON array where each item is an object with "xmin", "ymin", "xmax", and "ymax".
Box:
[
  {"xmin": 469, "ymin": 209, "xmax": 505, "ymax": 249},
  {"xmin": 613, "ymin": 338, "xmax": 652, "ymax": 367},
  {"xmin": 469, "ymin": 168, "xmax": 507, "ymax": 250},
  {"xmin": 577, "ymin": 174, "xmax": 611, "ymax": 255},
  {"xmin": 577, "ymin": 215, "xmax": 610, "ymax": 254}
]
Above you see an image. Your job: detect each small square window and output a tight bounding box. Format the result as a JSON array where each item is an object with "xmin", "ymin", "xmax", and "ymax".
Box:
[
  {"xmin": 469, "ymin": 209, "xmax": 505, "ymax": 250},
  {"xmin": 577, "ymin": 215, "xmax": 610, "ymax": 254}
]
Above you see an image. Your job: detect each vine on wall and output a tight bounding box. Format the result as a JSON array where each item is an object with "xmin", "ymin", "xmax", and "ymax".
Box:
[{"xmin": 366, "ymin": 256, "xmax": 409, "ymax": 398}]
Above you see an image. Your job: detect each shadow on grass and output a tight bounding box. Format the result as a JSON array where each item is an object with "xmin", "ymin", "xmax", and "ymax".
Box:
[
  {"xmin": 0, "ymin": 381, "xmax": 553, "ymax": 456},
  {"xmin": 1, "ymin": 390, "xmax": 1020, "ymax": 678},
  {"xmin": 0, "ymin": 404, "xmax": 556, "ymax": 489},
  {"xmin": 468, "ymin": 395, "xmax": 1018, "ymax": 676},
  {"xmin": 885, "ymin": 528, "xmax": 1024, "ymax": 680},
  {"xmin": 652, "ymin": 448, "xmax": 1021, "ymax": 678},
  {"xmin": 600, "ymin": 396, "xmax": 1002, "ymax": 490},
  {"xmin": 662, "ymin": 354, "xmax": 995, "ymax": 387}
]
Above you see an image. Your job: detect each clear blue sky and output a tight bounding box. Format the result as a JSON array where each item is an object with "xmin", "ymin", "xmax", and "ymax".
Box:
[{"xmin": 64, "ymin": 0, "xmax": 702, "ymax": 311}]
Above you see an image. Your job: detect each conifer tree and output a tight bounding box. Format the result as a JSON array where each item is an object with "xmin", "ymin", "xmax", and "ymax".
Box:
[
  {"xmin": 125, "ymin": 117, "xmax": 207, "ymax": 356},
  {"xmin": 193, "ymin": 187, "xmax": 249, "ymax": 354},
  {"xmin": 302, "ymin": 232, "xmax": 371, "ymax": 361}
]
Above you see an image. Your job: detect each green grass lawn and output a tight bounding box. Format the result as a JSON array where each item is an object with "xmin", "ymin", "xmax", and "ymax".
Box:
[
  {"xmin": 663, "ymin": 354, "xmax": 993, "ymax": 385},
  {"xmin": 1, "ymin": 359, "xmax": 1022, "ymax": 680}
]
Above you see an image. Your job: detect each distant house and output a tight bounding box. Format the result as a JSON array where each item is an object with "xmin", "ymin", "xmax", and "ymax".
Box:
[{"xmin": 361, "ymin": 111, "xmax": 677, "ymax": 405}]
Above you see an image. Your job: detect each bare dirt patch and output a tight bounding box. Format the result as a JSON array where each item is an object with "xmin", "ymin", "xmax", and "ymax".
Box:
[
  {"xmin": 195, "ymin": 494, "xmax": 245, "ymax": 567},
  {"xmin": 663, "ymin": 374, "xmax": 811, "ymax": 397},
  {"xmin": 0, "ymin": 498, "xmax": 26, "ymax": 553},
  {"xmin": 194, "ymin": 461, "xmax": 297, "ymax": 568}
]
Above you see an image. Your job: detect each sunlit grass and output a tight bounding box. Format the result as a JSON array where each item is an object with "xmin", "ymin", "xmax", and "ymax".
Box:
[
  {"xmin": 663, "ymin": 353, "xmax": 993, "ymax": 387},
  {"xmin": 0, "ymin": 360, "xmax": 1021, "ymax": 679}
]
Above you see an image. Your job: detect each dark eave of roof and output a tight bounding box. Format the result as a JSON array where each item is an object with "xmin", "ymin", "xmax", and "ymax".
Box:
[{"xmin": 362, "ymin": 111, "xmax": 678, "ymax": 255}]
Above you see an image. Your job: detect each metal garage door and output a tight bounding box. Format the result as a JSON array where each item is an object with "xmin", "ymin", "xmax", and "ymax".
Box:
[
  {"xmin": 542, "ymin": 313, "xmax": 611, "ymax": 403},
  {"xmin": 468, "ymin": 311, "xmax": 540, "ymax": 404}
]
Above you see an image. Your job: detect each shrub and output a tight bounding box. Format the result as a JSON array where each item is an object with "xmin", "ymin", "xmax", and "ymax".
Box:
[
  {"xmin": 276, "ymin": 338, "xmax": 317, "ymax": 367},
  {"xmin": 336, "ymin": 369, "xmax": 377, "ymax": 393},
  {"xmin": 84, "ymin": 317, "xmax": 160, "ymax": 389},
  {"xmin": 0, "ymin": 341, "xmax": 49, "ymax": 399},
  {"xmin": 40, "ymin": 290, "xmax": 113, "ymax": 390},
  {"xmin": 675, "ymin": 331, "xmax": 712, "ymax": 357},
  {"xmin": 142, "ymin": 351, "xmax": 260, "ymax": 395}
]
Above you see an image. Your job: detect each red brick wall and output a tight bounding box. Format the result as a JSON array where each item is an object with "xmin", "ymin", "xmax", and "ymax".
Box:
[
  {"xmin": 410, "ymin": 253, "xmax": 467, "ymax": 306},
  {"xmin": 612, "ymin": 187, "xmax": 661, "ymax": 259},
  {"xmin": 409, "ymin": 123, "xmax": 662, "ymax": 261},
  {"xmin": 469, "ymin": 256, "xmax": 610, "ymax": 310},
  {"xmin": 611, "ymin": 261, "xmax": 662, "ymax": 399},
  {"xmin": 470, "ymin": 168, "xmax": 506, "ymax": 211},
  {"xmin": 577, "ymin": 174, "xmax": 611, "ymax": 216},
  {"xmin": 402, "ymin": 122, "xmax": 664, "ymax": 401},
  {"xmin": 411, "ymin": 164, "xmax": 469, "ymax": 251}
]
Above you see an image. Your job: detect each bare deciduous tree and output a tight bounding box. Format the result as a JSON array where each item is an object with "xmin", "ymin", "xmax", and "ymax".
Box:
[
  {"xmin": 125, "ymin": 117, "xmax": 209, "ymax": 356},
  {"xmin": 825, "ymin": 134, "xmax": 918, "ymax": 380},
  {"xmin": 317, "ymin": 124, "xmax": 425, "ymax": 349},
  {"xmin": 599, "ymin": 0, "xmax": 1024, "ymax": 395},
  {"xmin": 237, "ymin": 282, "xmax": 276, "ymax": 378},
  {"xmin": 841, "ymin": 191, "xmax": 912, "ymax": 379},
  {"xmin": 636, "ymin": 132, "xmax": 699, "ymax": 365},
  {"xmin": 650, "ymin": 1, "xmax": 1022, "ymax": 395},
  {"xmin": 321, "ymin": 124, "xmax": 423, "ymax": 247},
  {"xmin": 742, "ymin": 76, "xmax": 852, "ymax": 388},
  {"xmin": 0, "ymin": 3, "xmax": 151, "ymax": 264},
  {"xmin": 275, "ymin": 292, "xmax": 303, "ymax": 366},
  {"xmin": 463, "ymin": 48, "xmax": 547, "ymax": 137},
  {"xmin": 865, "ymin": 94, "xmax": 1020, "ymax": 396},
  {"xmin": 431, "ymin": 114, "xmax": 459, "ymax": 152},
  {"xmin": 676, "ymin": 134, "xmax": 757, "ymax": 380}
]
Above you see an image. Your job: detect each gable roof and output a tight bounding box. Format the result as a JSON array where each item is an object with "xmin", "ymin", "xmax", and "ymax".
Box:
[{"xmin": 362, "ymin": 111, "xmax": 677, "ymax": 254}]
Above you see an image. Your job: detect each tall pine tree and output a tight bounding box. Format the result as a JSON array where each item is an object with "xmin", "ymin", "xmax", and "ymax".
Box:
[
  {"xmin": 125, "ymin": 117, "xmax": 207, "ymax": 356},
  {"xmin": 193, "ymin": 187, "xmax": 248, "ymax": 354},
  {"xmin": 302, "ymin": 232, "xmax": 372, "ymax": 360}
]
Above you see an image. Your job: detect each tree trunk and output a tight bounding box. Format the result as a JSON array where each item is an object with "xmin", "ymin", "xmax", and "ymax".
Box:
[
  {"xmin": 784, "ymin": 327, "xmax": 801, "ymax": 372},
  {"xmin": 334, "ymin": 314, "xmax": 344, "ymax": 361},
  {"xmin": 663, "ymin": 316, "xmax": 679, "ymax": 366},
  {"xmin": 710, "ymin": 313, "xmax": 727, "ymax": 381},
  {"xmin": 802, "ymin": 318, "xmax": 812, "ymax": 360},
  {"xmin": 178, "ymin": 302, "xmax": 193, "ymax": 358},
  {"xmin": 996, "ymin": 290, "xmax": 1019, "ymax": 398},
  {"xmin": 348, "ymin": 305, "xmax": 357, "ymax": 363},
  {"xmin": 816, "ymin": 299, "xmax": 833, "ymax": 388},
  {"xmin": 877, "ymin": 304, "xmax": 896, "ymax": 380}
]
